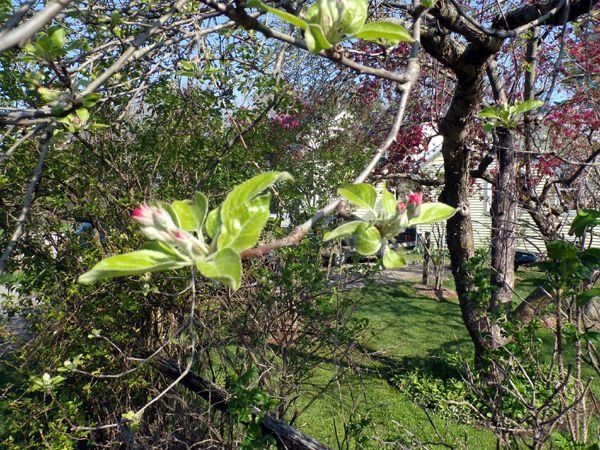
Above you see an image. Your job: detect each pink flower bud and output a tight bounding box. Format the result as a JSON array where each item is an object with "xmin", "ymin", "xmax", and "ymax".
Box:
[
  {"xmin": 407, "ymin": 192, "xmax": 423, "ymax": 207},
  {"xmin": 132, "ymin": 203, "xmax": 154, "ymax": 227},
  {"xmin": 397, "ymin": 201, "xmax": 406, "ymax": 212}
]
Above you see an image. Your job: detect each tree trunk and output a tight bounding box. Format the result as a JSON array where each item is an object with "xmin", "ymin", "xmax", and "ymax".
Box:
[
  {"xmin": 490, "ymin": 128, "xmax": 517, "ymax": 313},
  {"xmin": 438, "ymin": 61, "xmax": 490, "ymax": 364}
]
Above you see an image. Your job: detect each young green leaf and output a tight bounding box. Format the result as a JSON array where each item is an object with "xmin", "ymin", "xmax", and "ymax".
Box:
[
  {"xmin": 306, "ymin": 23, "xmax": 333, "ymax": 53},
  {"xmin": 355, "ymin": 224, "xmax": 381, "ymax": 255},
  {"xmin": 323, "ymin": 220, "xmax": 364, "ymax": 242},
  {"xmin": 513, "ymin": 99, "xmax": 544, "ymax": 115},
  {"xmin": 206, "ymin": 207, "xmax": 220, "ymax": 240},
  {"xmin": 383, "ymin": 246, "xmax": 407, "ymax": 269},
  {"xmin": 381, "ymin": 187, "xmax": 397, "ymax": 218},
  {"xmin": 218, "ymin": 193, "xmax": 271, "ymax": 252},
  {"xmin": 338, "ymin": 184, "xmax": 377, "ymax": 212},
  {"xmin": 171, "ymin": 193, "xmax": 209, "ymax": 233},
  {"xmin": 408, "ymin": 203, "xmax": 457, "ymax": 226},
  {"xmin": 354, "ymin": 21, "xmax": 413, "ymax": 44},
  {"xmin": 196, "ymin": 248, "xmax": 242, "ymax": 290},
  {"xmin": 478, "ymin": 107, "xmax": 502, "ymax": 119},
  {"xmin": 220, "ymin": 172, "xmax": 291, "ymax": 224},
  {"xmin": 78, "ymin": 248, "xmax": 186, "ymax": 284}
]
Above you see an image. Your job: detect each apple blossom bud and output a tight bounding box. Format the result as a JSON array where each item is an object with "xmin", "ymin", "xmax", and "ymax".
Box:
[
  {"xmin": 407, "ymin": 192, "xmax": 423, "ymax": 207},
  {"xmin": 132, "ymin": 203, "xmax": 154, "ymax": 227},
  {"xmin": 407, "ymin": 192, "xmax": 423, "ymax": 219}
]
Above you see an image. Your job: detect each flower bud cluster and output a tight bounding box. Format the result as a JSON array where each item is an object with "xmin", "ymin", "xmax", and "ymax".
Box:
[{"xmin": 132, "ymin": 204, "xmax": 208, "ymax": 259}]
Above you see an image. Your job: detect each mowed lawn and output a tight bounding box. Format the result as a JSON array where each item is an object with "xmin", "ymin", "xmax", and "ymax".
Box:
[
  {"xmin": 296, "ymin": 267, "xmax": 598, "ymax": 448},
  {"xmin": 296, "ymin": 274, "xmax": 498, "ymax": 448}
]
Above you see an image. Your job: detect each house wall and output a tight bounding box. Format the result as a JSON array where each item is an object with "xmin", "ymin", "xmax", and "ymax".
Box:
[{"xmin": 414, "ymin": 153, "xmax": 589, "ymax": 254}]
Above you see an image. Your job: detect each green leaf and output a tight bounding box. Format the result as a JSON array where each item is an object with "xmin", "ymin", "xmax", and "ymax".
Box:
[
  {"xmin": 81, "ymin": 92, "xmax": 101, "ymax": 108},
  {"xmin": 323, "ymin": 220, "xmax": 364, "ymax": 242},
  {"xmin": 383, "ymin": 246, "xmax": 406, "ymax": 269},
  {"xmin": 221, "ymin": 172, "xmax": 291, "ymax": 223},
  {"xmin": 76, "ymin": 108, "xmax": 89, "ymax": 123},
  {"xmin": 196, "ymin": 248, "xmax": 242, "ymax": 290},
  {"xmin": 338, "ymin": 184, "xmax": 377, "ymax": 212},
  {"xmin": 354, "ymin": 21, "xmax": 413, "ymax": 43},
  {"xmin": 171, "ymin": 193, "xmax": 209, "ymax": 233},
  {"xmin": 206, "ymin": 207, "xmax": 220, "ymax": 240},
  {"xmin": 408, "ymin": 203, "xmax": 457, "ymax": 226},
  {"xmin": 381, "ymin": 187, "xmax": 397, "ymax": 218},
  {"xmin": 355, "ymin": 224, "xmax": 381, "ymax": 256},
  {"xmin": 478, "ymin": 106, "xmax": 502, "ymax": 119},
  {"xmin": 422, "ymin": 0, "xmax": 437, "ymax": 7},
  {"xmin": 306, "ymin": 23, "xmax": 332, "ymax": 53},
  {"xmin": 582, "ymin": 248, "xmax": 600, "ymax": 267},
  {"xmin": 38, "ymin": 87, "xmax": 62, "ymax": 103},
  {"xmin": 246, "ymin": 0, "xmax": 308, "ymax": 30},
  {"xmin": 78, "ymin": 248, "xmax": 187, "ymax": 284},
  {"xmin": 513, "ymin": 99, "xmax": 544, "ymax": 115},
  {"xmin": 218, "ymin": 193, "xmax": 271, "ymax": 252},
  {"xmin": 483, "ymin": 122, "xmax": 497, "ymax": 132},
  {"xmin": 577, "ymin": 288, "xmax": 600, "ymax": 306},
  {"xmin": 50, "ymin": 28, "xmax": 66, "ymax": 50},
  {"xmin": 569, "ymin": 209, "xmax": 600, "ymax": 237}
]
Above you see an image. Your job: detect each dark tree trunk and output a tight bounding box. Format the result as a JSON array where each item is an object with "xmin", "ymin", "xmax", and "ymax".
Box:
[
  {"xmin": 490, "ymin": 128, "xmax": 517, "ymax": 313},
  {"xmin": 437, "ymin": 47, "xmax": 497, "ymax": 364}
]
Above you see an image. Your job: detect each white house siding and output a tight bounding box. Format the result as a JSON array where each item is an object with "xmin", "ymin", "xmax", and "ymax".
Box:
[{"xmin": 414, "ymin": 153, "xmax": 599, "ymax": 254}]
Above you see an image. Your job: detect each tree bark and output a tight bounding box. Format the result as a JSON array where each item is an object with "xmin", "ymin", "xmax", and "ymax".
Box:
[{"xmin": 490, "ymin": 128, "xmax": 517, "ymax": 313}]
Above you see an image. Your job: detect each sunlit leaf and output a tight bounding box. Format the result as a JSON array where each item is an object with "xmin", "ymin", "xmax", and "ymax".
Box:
[
  {"xmin": 408, "ymin": 203, "xmax": 457, "ymax": 226},
  {"xmin": 338, "ymin": 184, "xmax": 377, "ymax": 212},
  {"xmin": 354, "ymin": 21, "xmax": 413, "ymax": 43}
]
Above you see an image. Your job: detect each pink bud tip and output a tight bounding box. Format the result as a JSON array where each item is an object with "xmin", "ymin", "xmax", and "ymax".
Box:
[
  {"xmin": 408, "ymin": 192, "xmax": 423, "ymax": 207},
  {"xmin": 132, "ymin": 203, "xmax": 150, "ymax": 219},
  {"xmin": 397, "ymin": 201, "xmax": 406, "ymax": 212},
  {"xmin": 174, "ymin": 231, "xmax": 185, "ymax": 240}
]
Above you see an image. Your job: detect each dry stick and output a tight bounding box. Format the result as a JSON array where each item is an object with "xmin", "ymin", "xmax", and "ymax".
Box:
[
  {"xmin": 0, "ymin": 19, "xmax": 236, "ymax": 125},
  {"xmin": 0, "ymin": 0, "xmax": 74, "ymax": 53},
  {"xmin": 448, "ymin": 0, "xmax": 568, "ymax": 38},
  {"xmin": 200, "ymin": 0, "xmax": 412, "ymax": 84},
  {"xmin": 0, "ymin": 128, "xmax": 53, "ymax": 276},
  {"xmin": 0, "ymin": 0, "xmax": 36, "ymax": 36},
  {"xmin": 241, "ymin": 12, "xmax": 423, "ymax": 258}
]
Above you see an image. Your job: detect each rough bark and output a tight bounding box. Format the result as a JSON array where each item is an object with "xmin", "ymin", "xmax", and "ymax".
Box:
[
  {"xmin": 490, "ymin": 128, "xmax": 517, "ymax": 312},
  {"xmin": 435, "ymin": 43, "xmax": 500, "ymax": 362}
]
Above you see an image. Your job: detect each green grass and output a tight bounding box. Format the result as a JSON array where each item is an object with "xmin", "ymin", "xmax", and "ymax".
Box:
[
  {"xmin": 297, "ymin": 281, "xmax": 497, "ymax": 448},
  {"xmin": 296, "ymin": 272, "xmax": 599, "ymax": 448}
]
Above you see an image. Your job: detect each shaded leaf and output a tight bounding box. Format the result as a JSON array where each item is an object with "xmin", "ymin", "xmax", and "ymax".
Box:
[
  {"xmin": 323, "ymin": 220, "xmax": 364, "ymax": 242},
  {"xmin": 355, "ymin": 224, "xmax": 381, "ymax": 255},
  {"xmin": 383, "ymin": 246, "xmax": 406, "ymax": 269},
  {"xmin": 78, "ymin": 248, "xmax": 186, "ymax": 284},
  {"xmin": 196, "ymin": 248, "xmax": 241, "ymax": 290}
]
